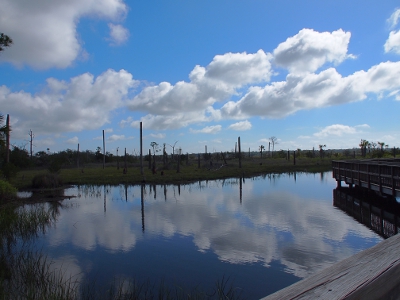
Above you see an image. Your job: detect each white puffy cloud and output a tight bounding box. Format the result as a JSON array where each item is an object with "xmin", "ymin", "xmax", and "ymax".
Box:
[
  {"xmin": 119, "ymin": 116, "xmax": 133, "ymax": 128},
  {"xmin": 384, "ymin": 30, "xmax": 400, "ymax": 54},
  {"xmin": 108, "ymin": 23, "xmax": 129, "ymax": 45},
  {"xmin": 66, "ymin": 136, "xmax": 79, "ymax": 144},
  {"xmin": 150, "ymin": 133, "xmax": 166, "ymax": 139},
  {"xmin": 129, "ymin": 110, "xmax": 212, "ymax": 130},
  {"xmin": 126, "ymin": 50, "xmax": 272, "ymax": 129},
  {"xmin": 0, "ymin": 69, "xmax": 138, "ymax": 138},
  {"xmin": 353, "ymin": 61, "xmax": 400, "ymax": 93},
  {"xmin": 0, "ymin": 0, "xmax": 127, "ymax": 69},
  {"xmin": 273, "ymin": 29, "xmax": 353, "ymax": 73},
  {"xmin": 384, "ymin": 9, "xmax": 400, "ymax": 55},
  {"xmin": 228, "ymin": 120, "xmax": 252, "ymax": 131},
  {"xmin": 190, "ymin": 125, "xmax": 222, "ymax": 134},
  {"xmin": 108, "ymin": 134, "xmax": 126, "ymax": 141},
  {"xmin": 313, "ymin": 124, "xmax": 359, "ymax": 138},
  {"xmin": 387, "ymin": 8, "xmax": 400, "ymax": 29},
  {"xmin": 220, "ymin": 61, "xmax": 400, "ymax": 119}
]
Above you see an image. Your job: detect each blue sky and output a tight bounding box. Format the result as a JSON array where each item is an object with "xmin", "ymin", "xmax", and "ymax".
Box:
[{"xmin": 1, "ymin": 0, "xmax": 400, "ymax": 155}]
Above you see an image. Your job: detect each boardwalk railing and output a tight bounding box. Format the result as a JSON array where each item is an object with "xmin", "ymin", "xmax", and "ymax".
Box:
[
  {"xmin": 261, "ymin": 233, "xmax": 400, "ymax": 299},
  {"xmin": 332, "ymin": 159, "xmax": 400, "ymax": 197}
]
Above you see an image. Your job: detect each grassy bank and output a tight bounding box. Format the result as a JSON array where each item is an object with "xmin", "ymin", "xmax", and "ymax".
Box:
[{"xmin": 11, "ymin": 156, "xmax": 333, "ymax": 189}]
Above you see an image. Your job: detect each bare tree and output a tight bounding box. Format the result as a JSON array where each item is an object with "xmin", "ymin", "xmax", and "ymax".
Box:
[
  {"xmin": 269, "ymin": 136, "xmax": 278, "ymax": 157},
  {"xmin": 167, "ymin": 141, "xmax": 178, "ymax": 160},
  {"xmin": 150, "ymin": 142, "xmax": 160, "ymax": 173}
]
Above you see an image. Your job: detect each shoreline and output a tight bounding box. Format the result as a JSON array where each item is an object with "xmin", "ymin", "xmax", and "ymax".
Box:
[{"xmin": 11, "ymin": 157, "xmax": 333, "ymax": 190}]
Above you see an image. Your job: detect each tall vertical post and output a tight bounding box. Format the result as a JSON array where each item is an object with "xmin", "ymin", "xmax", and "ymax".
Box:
[
  {"xmin": 238, "ymin": 137, "xmax": 242, "ymax": 168},
  {"xmin": 117, "ymin": 147, "xmax": 119, "ymax": 170},
  {"xmin": 29, "ymin": 129, "xmax": 34, "ymax": 160},
  {"xmin": 141, "ymin": 184, "xmax": 145, "ymax": 232},
  {"xmin": 148, "ymin": 149, "xmax": 151, "ymax": 169},
  {"xmin": 124, "ymin": 148, "xmax": 127, "ymax": 171},
  {"xmin": 5, "ymin": 114, "xmax": 10, "ymax": 163},
  {"xmin": 77, "ymin": 143, "xmax": 80, "ymax": 168},
  {"xmin": 104, "ymin": 185, "xmax": 106, "ymax": 213},
  {"xmin": 140, "ymin": 122, "xmax": 143, "ymax": 175},
  {"xmin": 240, "ymin": 176, "xmax": 242, "ymax": 204},
  {"xmin": 293, "ymin": 151, "xmax": 296, "ymax": 165},
  {"xmin": 102, "ymin": 130, "xmax": 105, "ymax": 169},
  {"xmin": 177, "ymin": 148, "xmax": 181, "ymax": 173}
]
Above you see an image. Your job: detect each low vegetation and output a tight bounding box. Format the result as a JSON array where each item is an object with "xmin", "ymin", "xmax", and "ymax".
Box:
[{"xmin": 9, "ymin": 155, "xmax": 334, "ymax": 190}]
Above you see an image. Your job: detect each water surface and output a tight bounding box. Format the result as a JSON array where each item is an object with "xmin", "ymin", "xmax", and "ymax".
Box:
[{"xmin": 32, "ymin": 172, "xmax": 383, "ymax": 299}]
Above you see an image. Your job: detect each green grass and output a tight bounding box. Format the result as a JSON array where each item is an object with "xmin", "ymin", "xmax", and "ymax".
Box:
[
  {"xmin": 11, "ymin": 156, "xmax": 333, "ymax": 189},
  {"xmin": 0, "ymin": 179, "xmax": 17, "ymax": 205}
]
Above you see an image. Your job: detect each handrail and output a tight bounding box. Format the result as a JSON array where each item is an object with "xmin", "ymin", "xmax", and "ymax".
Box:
[{"xmin": 332, "ymin": 159, "xmax": 400, "ymax": 197}]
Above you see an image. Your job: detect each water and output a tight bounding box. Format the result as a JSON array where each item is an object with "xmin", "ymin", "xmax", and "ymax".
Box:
[{"xmin": 30, "ymin": 172, "xmax": 384, "ymax": 299}]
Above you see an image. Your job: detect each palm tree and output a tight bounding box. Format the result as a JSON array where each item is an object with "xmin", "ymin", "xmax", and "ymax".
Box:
[
  {"xmin": 319, "ymin": 144, "xmax": 326, "ymax": 159},
  {"xmin": 0, "ymin": 113, "xmax": 9, "ymax": 147},
  {"xmin": 259, "ymin": 145, "xmax": 265, "ymax": 158},
  {"xmin": 359, "ymin": 139, "xmax": 369, "ymax": 157},
  {"xmin": 0, "ymin": 113, "xmax": 11, "ymax": 163},
  {"xmin": 378, "ymin": 142, "xmax": 385, "ymax": 152},
  {"xmin": 0, "ymin": 33, "xmax": 13, "ymax": 52}
]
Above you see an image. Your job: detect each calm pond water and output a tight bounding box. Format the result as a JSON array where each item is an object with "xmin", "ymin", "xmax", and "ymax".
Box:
[{"xmin": 30, "ymin": 172, "xmax": 384, "ymax": 299}]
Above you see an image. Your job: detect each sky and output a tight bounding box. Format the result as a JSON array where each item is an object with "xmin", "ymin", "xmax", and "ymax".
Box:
[{"xmin": 1, "ymin": 0, "xmax": 400, "ymax": 155}]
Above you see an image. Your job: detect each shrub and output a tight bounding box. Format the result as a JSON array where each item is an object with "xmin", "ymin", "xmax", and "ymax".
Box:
[
  {"xmin": 48, "ymin": 158, "xmax": 63, "ymax": 173},
  {"xmin": 1, "ymin": 162, "xmax": 19, "ymax": 180},
  {"xmin": 0, "ymin": 179, "xmax": 17, "ymax": 201},
  {"xmin": 32, "ymin": 173, "xmax": 63, "ymax": 189}
]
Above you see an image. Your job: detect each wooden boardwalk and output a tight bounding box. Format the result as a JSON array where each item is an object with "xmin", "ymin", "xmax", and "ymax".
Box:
[
  {"xmin": 332, "ymin": 159, "xmax": 400, "ymax": 197},
  {"xmin": 261, "ymin": 233, "xmax": 400, "ymax": 299}
]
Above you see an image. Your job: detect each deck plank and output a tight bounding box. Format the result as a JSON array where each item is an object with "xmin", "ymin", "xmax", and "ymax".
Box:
[{"xmin": 261, "ymin": 234, "xmax": 400, "ymax": 300}]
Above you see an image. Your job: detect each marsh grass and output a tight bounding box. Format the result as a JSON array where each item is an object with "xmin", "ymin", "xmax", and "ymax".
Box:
[
  {"xmin": 32, "ymin": 172, "xmax": 63, "ymax": 189},
  {"xmin": 3, "ymin": 250, "xmax": 245, "ymax": 300},
  {"xmin": 12, "ymin": 157, "xmax": 332, "ymax": 189},
  {"xmin": 73, "ymin": 275, "xmax": 242, "ymax": 300},
  {"xmin": 0, "ymin": 179, "xmax": 17, "ymax": 206},
  {"xmin": 0, "ymin": 205, "xmax": 53, "ymax": 247},
  {"xmin": 2, "ymin": 250, "xmax": 79, "ymax": 300},
  {"xmin": 0, "ymin": 204, "xmax": 245, "ymax": 299}
]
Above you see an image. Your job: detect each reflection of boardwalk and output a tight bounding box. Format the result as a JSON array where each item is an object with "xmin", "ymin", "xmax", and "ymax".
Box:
[
  {"xmin": 332, "ymin": 159, "xmax": 400, "ymax": 197},
  {"xmin": 264, "ymin": 187, "xmax": 400, "ymax": 299},
  {"xmin": 333, "ymin": 187, "xmax": 400, "ymax": 238}
]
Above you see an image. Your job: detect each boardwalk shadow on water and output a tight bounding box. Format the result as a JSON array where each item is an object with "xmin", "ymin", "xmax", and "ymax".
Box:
[{"xmin": 333, "ymin": 186, "xmax": 400, "ymax": 239}]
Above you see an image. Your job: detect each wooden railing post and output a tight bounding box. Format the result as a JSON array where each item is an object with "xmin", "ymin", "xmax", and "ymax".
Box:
[{"xmin": 392, "ymin": 166, "xmax": 395, "ymax": 197}]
